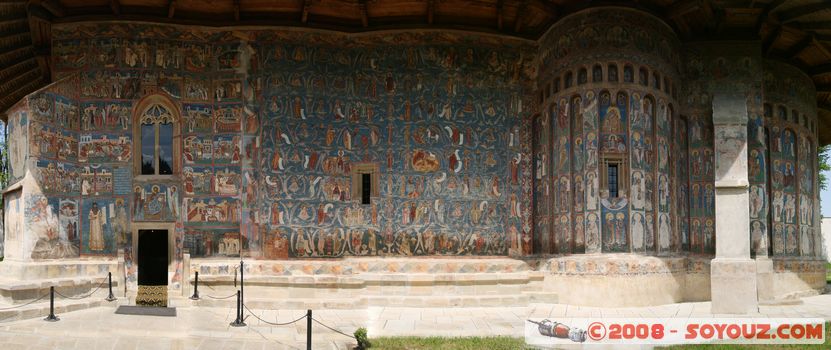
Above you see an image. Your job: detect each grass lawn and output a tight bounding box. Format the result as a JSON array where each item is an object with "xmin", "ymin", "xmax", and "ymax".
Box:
[
  {"xmin": 367, "ymin": 336, "xmax": 529, "ymax": 350},
  {"xmin": 826, "ymin": 263, "xmax": 830, "ymax": 284},
  {"xmin": 368, "ymin": 323, "xmax": 829, "ymax": 349}
]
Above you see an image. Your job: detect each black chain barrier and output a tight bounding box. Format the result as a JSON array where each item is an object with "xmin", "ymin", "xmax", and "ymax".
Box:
[
  {"xmin": 242, "ymin": 303, "xmax": 308, "ymax": 326},
  {"xmin": 312, "ymin": 317, "xmax": 358, "ymax": 340},
  {"xmin": 204, "ymin": 292, "xmax": 238, "ymax": 300},
  {"xmin": 53, "ymin": 277, "xmax": 109, "ymax": 300},
  {"xmin": 0, "ymin": 293, "xmax": 49, "ymax": 311},
  {"xmin": 0, "ymin": 272, "xmax": 117, "ymax": 323},
  {"xmin": 196, "ymin": 261, "xmax": 357, "ymax": 349}
]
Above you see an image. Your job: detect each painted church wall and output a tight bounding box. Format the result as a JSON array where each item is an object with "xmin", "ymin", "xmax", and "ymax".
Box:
[
  {"xmin": 763, "ymin": 60, "xmax": 821, "ymax": 258},
  {"xmin": 21, "ymin": 76, "xmax": 84, "ymax": 260},
  {"xmin": 535, "ymin": 7, "xmax": 681, "ymax": 254},
  {"xmin": 679, "ymin": 42, "xmax": 764, "ymax": 255},
  {"xmin": 44, "ymin": 23, "xmax": 537, "ymax": 260}
]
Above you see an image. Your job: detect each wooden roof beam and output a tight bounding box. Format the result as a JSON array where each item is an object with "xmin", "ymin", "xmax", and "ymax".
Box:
[
  {"xmin": 514, "ymin": 0, "xmax": 529, "ymax": 33},
  {"xmin": 426, "ymin": 0, "xmax": 434, "ymax": 25},
  {"xmin": 0, "ymin": 57, "xmax": 36, "ymax": 81},
  {"xmin": 301, "ymin": 0, "xmax": 310, "ymax": 23},
  {"xmin": 168, "ymin": 0, "xmax": 175, "ymax": 18},
  {"xmin": 783, "ymin": 34, "xmax": 814, "ymax": 59},
  {"xmin": 796, "ymin": 21, "xmax": 831, "ymax": 31},
  {"xmin": 777, "ymin": 1, "xmax": 831, "ymax": 24},
  {"xmin": 358, "ymin": 0, "xmax": 368, "ymax": 28},
  {"xmin": 815, "ymin": 82, "xmax": 831, "ymax": 94},
  {"xmin": 29, "ymin": 0, "xmax": 64, "ymax": 18},
  {"xmin": 110, "ymin": 0, "xmax": 120, "ymax": 16},
  {"xmin": 0, "ymin": 69, "xmax": 41, "ymax": 94},
  {"xmin": 233, "ymin": 0, "xmax": 240, "ymax": 21},
  {"xmin": 814, "ymin": 40, "xmax": 831, "ymax": 62},
  {"xmin": 809, "ymin": 63, "xmax": 831, "ymax": 76},
  {"xmin": 496, "ymin": 0, "xmax": 503, "ymax": 30},
  {"xmin": 666, "ymin": 0, "xmax": 702, "ymax": 19},
  {"xmin": 755, "ymin": 0, "xmax": 785, "ymax": 32},
  {"xmin": 762, "ymin": 25, "xmax": 782, "ymax": 54},
  {"xmin": 0, "ymin": 76, "xmax": 45, "ymax": 110}
]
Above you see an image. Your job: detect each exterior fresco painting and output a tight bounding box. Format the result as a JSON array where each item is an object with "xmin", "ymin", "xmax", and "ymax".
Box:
[
  {"xmin": 27, "ymin": 22, "xmax": 536, "ymax": 264},
  {"xmin": 0, "ymin": 7, "xmax": 823, "ymax": 274}
]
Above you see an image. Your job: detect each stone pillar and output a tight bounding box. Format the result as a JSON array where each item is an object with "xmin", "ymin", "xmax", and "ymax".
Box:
[
  {"xmin": 182, "ymin": 251, "xmax": 191, "ymax": 297},
  {"xmin": 710, "ymin": 93, "xmax": 758, "ymax": 314},
  {"xmin": 117, "ymin": 249, "xmax": 126, "ymax": 298}
]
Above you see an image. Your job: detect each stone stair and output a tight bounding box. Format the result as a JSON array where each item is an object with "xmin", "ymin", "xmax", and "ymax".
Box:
[
  {"xmin": 0, "ymin": 293, "xmax": 120, "ymax": 323},
  {"xmin": 186, "ymin": 258, "xmax": 557, "ymax": 309}
]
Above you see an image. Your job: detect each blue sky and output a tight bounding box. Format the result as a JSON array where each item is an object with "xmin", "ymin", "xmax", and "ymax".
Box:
[{"xmin": 823, "ymin": 169, "xmax": 831, "ymax": 218}]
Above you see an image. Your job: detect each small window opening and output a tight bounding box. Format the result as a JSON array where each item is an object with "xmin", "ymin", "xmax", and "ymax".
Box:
[
  {"xmin": 608, "ymin": 163, "xmax": 619, "ymax": 198},
  {"xmin": 361, "ymin": 173, "xmax": 371, "ymax": 205}
]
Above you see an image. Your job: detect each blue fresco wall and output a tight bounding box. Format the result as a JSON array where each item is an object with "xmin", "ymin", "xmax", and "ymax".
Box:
[{"xmin": 39, "ymin": 23, "xmax": 537, "ymax": 262}]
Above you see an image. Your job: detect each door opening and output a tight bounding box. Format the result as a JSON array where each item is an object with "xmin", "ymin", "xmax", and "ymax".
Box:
[{"xmin": 136, "ymin": 229, "xmax": 168, "ymax": 307}]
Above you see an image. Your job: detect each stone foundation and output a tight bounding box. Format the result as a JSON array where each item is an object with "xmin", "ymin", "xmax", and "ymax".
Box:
[
  {"xmin": 0, "ymin": 256, "xmax": 823, "ymax": 311},
  {"xmin": 540, "ymin": 255, "xmax": 711, "ymax": 307},
  {"xmin": 186, "ymin": 255, "xmax": 824, "ymax": 308}
]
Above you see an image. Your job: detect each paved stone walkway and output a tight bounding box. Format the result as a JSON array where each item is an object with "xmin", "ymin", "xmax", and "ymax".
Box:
[{"xmin": 0, "ymin": 294, "xmax": 830, "ymax": 349}]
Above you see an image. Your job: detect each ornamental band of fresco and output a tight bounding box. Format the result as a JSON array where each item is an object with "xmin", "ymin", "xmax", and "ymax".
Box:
[{"xmin": 1, "ymin": 8, "xmax": 824, "ymax": 293}]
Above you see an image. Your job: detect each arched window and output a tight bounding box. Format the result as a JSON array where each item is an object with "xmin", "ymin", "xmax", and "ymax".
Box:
[
  {"xmin": 639, "ymin": 68, "xmax": 648, "ymax": 86},
  {"xmin": 608, "ymin": 64, "xmax": 618, "ymax": 82},
  {"xmin": 592, "ymin": 64, "xmax": 603, "ymax": 83},
  {"xmin": 139, "ymin": 104, "xmax": 175, "ymax": 175},
  {"xmin": 624, "ymin": 65, "xmax": 634, "ymax": 83},
  {"xmin": 777, "ymin": 106, "xmax": 787, "ymax": 121},
  {"xmin": 564, "ymin": 71, "xmax": 573, "ymax": 88},
  {"xmin": 134, "ymin": 95, "xmax": 179, "ymax": 177},
  {"xmin": 653, "ymin": 72, "xmax": 661, "ymax": 90},
  {"xmin": 578, "ymin": 68, "xmax": 588, "ymax": 85}
]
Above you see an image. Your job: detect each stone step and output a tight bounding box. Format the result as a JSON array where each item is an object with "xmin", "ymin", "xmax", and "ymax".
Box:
[
  {"xmin": 522, "ymin": 291, "xmax": 559, "ymax": 303},
  {"xmin": 195, "ymin": 297, "xmax": 367, "ymax": 310},
  {"xmin": 195, "ymin": 272, "xmax": 532, "ymax": 287},
  {"xmin": 193, "ymin": 293, "xmax": 531, "ymax": 309},
  {"xmin": 0, "ymin": 298, "xmax": 119, "ymax": 323},
  {"xmin": 361, "ymin": 294, "xmax": 530, "ymax": 307},
  {"xmin": 0, "ymin": 276, "xmax": 119, "ymax": 304}
]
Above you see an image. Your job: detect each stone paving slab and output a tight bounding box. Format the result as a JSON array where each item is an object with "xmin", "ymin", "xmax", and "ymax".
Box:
[{"xmin": 0, "ymin": 294, "xmax": 830, "ymax": 349}]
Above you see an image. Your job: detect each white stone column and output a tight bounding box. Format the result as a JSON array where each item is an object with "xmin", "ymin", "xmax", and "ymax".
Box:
[
  {"xmin": 182, "ymin": 251, "xmax": 191, "ymax": 297},
  {"xmin": 710, "ymin": 93, "xmax": 759, "ymax": 314}
]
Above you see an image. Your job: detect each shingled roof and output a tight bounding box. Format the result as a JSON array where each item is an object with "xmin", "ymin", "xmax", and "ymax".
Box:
[{"xmin": 5, "ymin": 0, "xmax": 831, "ymax": 144}]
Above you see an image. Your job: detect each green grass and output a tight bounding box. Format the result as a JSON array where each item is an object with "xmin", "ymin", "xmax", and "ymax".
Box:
[
  {"xmin": 368, "ymin": 323, "xmax": 829, "ymax": 349},
  {"xmin": 368, "ymin": 336, "xmax": 528, "ymax": 350},
  {"xmin": 826, "ymin": 263, "xmax": 830, "ymax": 284}
]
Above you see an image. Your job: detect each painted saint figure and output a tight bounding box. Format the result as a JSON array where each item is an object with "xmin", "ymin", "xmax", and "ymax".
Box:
[{"xmin": 88, "ymin": 202, "xmax": 106, "ymax": 251}]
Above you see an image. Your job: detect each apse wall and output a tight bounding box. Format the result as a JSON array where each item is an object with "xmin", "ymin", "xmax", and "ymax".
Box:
[
  {"xmin": 534, "ymin": 7, "xmax": 682, "ymax": 255},
  {"xmin": 45, "ymin": 23, "xmax": 537, "ymax": 262},
  {"xmin": 761, "ymin": 60, "xmax": 821, "ymax": 258}
]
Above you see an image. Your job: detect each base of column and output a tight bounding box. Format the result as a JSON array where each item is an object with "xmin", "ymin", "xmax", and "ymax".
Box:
[
  {"xmin": 710, "ymin": 258, "xmax": 758, "ymax": 314},
  {"xmin": 755, "ymin": 257, "xmax": 774, "ymax": 302}
]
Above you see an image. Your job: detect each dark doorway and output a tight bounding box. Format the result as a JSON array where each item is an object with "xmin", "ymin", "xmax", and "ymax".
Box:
[{"xmin": 138, "ymin": 230, "xmax": 168, "ymax": 285}]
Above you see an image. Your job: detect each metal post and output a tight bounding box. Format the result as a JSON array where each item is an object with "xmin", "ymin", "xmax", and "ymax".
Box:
[
  {"xmin": 306, "ymin": 309, "xmax": 312, "ymax": 350},
  {"xmin": 189, "ymin": 271, "xmax": 200, "ymax": 300},
  {"xmin": 240, "ymin": 260, "xmax": 244, "ymax": 319},
  {"xmin": 105, "ymin": 272, "xmax": 117, "ymax": 301},
  {"xmin": 229, "ymin": 290, "xmax": 246, "ymax": 327},
  {"xmin": 44, "ymin": 286, "xmax": 59, "ymax": 322}
]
